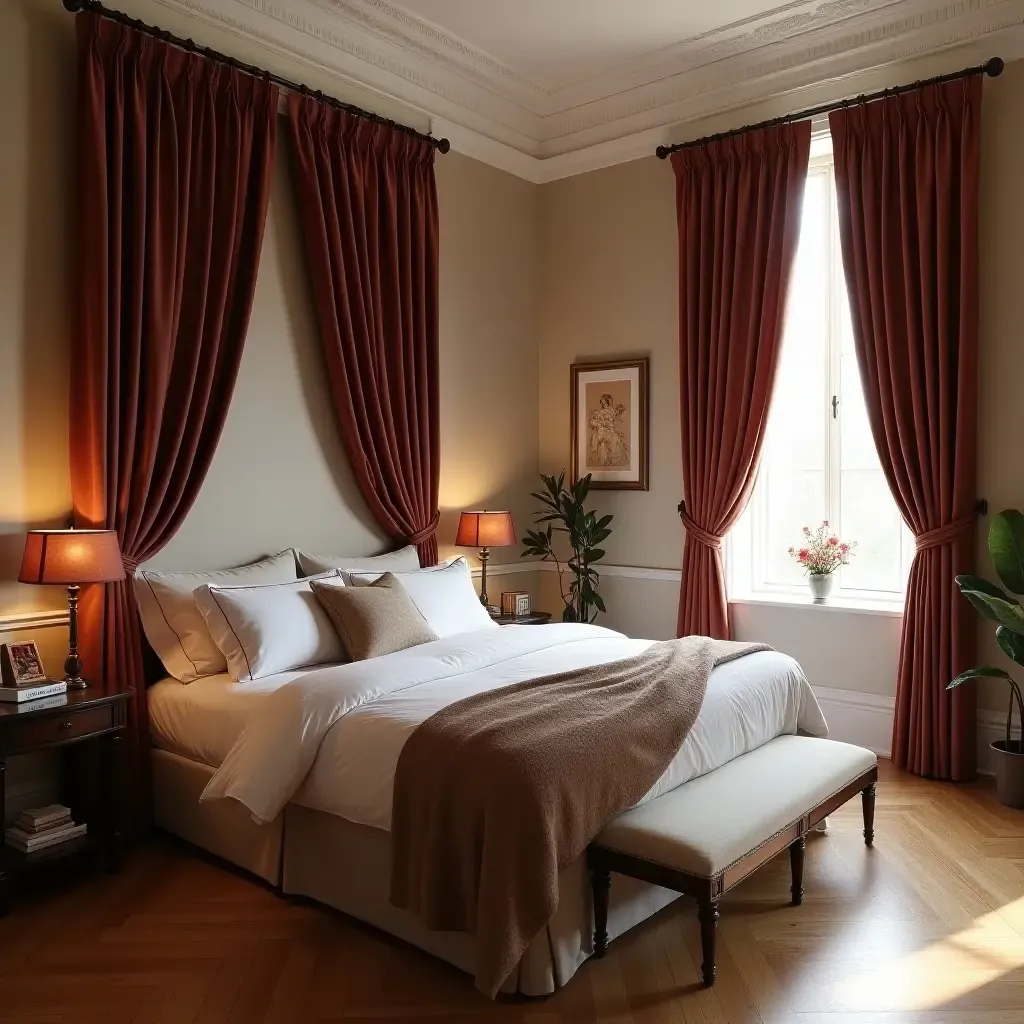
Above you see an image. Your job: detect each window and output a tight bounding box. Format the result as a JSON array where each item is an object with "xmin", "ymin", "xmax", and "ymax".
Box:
[{"xmin": 729, "ymin": 136, "xmax": 914, "ymax": 603}]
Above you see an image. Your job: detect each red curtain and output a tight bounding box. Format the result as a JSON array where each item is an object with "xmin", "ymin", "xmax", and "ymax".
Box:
[
  {"xmin": 830, "ymin": 78, "xmax": 982, "ymax": 780},
  {"xmin": 673, "ymin": 123, "xmax": 811, "ymax": 639},
  {"xmin": 286, "ymin": 95, "xmax": 441, "ymax": 565},
  {"xmin": 71, "ymin": 13, "xmax": 278, "ymax": 812}
]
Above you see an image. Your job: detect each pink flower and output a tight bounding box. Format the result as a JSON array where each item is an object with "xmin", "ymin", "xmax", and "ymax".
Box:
[
  {"xmin": 840, "ymin": 543, "xmax": 850, "ymax": 553},
  {"xmin": 828, "ymin": 536, "xmax": 839, "ymax": 546},
  {"xmin": 802, "ymin": 526, "xmax": 811, "ymax": 537},
  {"xmin": 798, "ymin": 548, "xmax": 809, "ymax": 560}
]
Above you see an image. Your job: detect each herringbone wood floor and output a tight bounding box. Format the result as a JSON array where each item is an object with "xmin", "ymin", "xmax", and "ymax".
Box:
[{"xmin": 1, "ymin": 760, "xmax": 1023, "ymax": 1023}]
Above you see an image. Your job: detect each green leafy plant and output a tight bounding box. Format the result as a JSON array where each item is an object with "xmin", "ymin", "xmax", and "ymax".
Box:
[
  {"xmin": 951, "ymin": 508, "xmax": 1024, "ymax": 751},
  {"xmin": 521, "ymin": 472, "xmax": 612, "ymax": 623}
]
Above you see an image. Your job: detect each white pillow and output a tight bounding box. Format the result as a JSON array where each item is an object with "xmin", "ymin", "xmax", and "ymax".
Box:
[
  {"xmin": 194, "ymin": 573, "xmax": 347, "ymax": 682},
  {"xmin": 134, "ymin": 550, "xmax": 298, "ymax": 682},
  {"xmin": 348, "ymin": 558, "xmax": 497, "ymax": 639},
  {"xmin": 297, "ymin": 545, "xmax": 421, "ymax": 576}
]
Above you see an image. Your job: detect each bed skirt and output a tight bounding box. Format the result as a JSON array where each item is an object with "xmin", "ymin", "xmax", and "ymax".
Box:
[
  {"xmin": 152, "ymin": 748, "xmax": 284, "ymax": 886},
  {"xmin": 282, "ymin": 803, "xmax": 681, "ymax": 996},
  {"xmin": 150, "ymin": 748, "xmax": 682, "ymax": 995}
]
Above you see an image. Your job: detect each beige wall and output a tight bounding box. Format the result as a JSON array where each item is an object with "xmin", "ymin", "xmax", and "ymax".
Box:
[{"xmin": 0, "ymin": 0, "xmax": 75, "ymax": 620}]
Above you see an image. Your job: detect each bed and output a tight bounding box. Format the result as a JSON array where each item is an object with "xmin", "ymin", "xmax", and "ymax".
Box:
[{"xmin": 150, "ymin": 622, "xmax": 828, "ymax": 995}]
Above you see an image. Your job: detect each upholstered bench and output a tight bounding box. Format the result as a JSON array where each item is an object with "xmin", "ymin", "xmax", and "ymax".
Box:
[{"xmin": 588, "ymin": 735, "xmax": 878, "ymax": 986}]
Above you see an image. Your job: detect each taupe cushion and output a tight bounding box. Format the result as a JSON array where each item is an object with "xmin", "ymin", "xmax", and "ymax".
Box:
[
  {"xmin": 311, "ymin": 573, "xmax": 438, "ymax": 661},
  {"xmin": 596, "ymin": 736, "xmax": 876, "ymax": 877}
]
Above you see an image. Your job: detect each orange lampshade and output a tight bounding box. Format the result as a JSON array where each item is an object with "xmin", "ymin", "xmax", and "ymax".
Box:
[
  {"xmin": 19, "ymin": 529, "xmax": 126, "ymax": 586},
  {"xmin": 455, "ymin": 510, "xmax": 516, "ymax": 549}
]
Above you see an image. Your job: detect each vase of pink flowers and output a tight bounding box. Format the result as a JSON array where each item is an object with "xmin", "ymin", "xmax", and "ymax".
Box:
[{"xmin": 788, "ymin": 522, "xmax": 856, "ymax": 603}]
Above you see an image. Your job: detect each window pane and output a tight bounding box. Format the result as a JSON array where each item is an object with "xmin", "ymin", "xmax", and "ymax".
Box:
[
  {"xmin": 764, "ymin": 469, "xmax": 827, "ymax": 585},
  {"xmin": 839, "ymin": 470, "xmax": 905, "ymax": 592}
]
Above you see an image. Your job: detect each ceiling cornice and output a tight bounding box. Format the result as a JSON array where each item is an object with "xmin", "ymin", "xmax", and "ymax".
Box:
[{"xmin": 148, "ymin": 0, "xmax": 1024, "ymax": 181}]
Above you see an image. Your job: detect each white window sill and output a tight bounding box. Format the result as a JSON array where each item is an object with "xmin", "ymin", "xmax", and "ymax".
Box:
[{"xmin": 729, "ymin": 591, "xmax": 904, "ymax": 618}]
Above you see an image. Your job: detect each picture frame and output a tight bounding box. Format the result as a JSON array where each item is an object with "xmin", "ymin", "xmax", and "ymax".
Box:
[
  {"xmin": 1, "ymin": 641, "xmax": 47, "ymax": 687},
  {"xmin": 570, "ymin": 357, "xmax": 649, "ymax": 490},
  {"xmin": 502, "ymin": 592, "xmax": 532, "ymax": 618}
]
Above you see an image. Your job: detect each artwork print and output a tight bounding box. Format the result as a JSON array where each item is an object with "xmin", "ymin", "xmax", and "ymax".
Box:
[{"xmin": 571, "ymin": 358, "xmax": 649, "ymax": 491}]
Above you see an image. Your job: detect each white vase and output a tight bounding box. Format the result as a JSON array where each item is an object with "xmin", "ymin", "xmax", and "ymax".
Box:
[{"xmin": 808, "ymin": 573, "xmax": 835, "ymax": 603}]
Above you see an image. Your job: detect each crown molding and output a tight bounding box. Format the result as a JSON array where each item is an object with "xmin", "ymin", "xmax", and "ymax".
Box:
[{"xmin": 146, "ymin": 0, "xmax": 1024, "ymax": 180}]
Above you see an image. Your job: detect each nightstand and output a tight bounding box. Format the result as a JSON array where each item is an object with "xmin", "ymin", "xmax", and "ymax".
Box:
[
  {"xmin": 490, "ymin": 611, "xmax": 553, "ymax": 625},
  {"xmin": 0, "ymin": 688, "xmax": 130, "ymax": 913}
]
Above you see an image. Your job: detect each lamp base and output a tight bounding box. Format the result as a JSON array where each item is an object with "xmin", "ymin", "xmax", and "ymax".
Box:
[{"xmin": 64, "ymin": 584, "xmax": 88, "ymax": 689}]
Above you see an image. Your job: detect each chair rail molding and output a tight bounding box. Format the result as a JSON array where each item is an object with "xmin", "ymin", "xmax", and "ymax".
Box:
[
  {"xmin": 0, "ymin": 609, "xmax": 71, "ymax": 633},
  {"xmin": 138, "ymin": 0, "xmax": 1024, "ymax": 181}
]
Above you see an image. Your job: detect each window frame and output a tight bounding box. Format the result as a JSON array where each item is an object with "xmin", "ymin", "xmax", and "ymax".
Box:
[{"xmin": 727, "ymin": 138, "xmax": 914, "ymax": 606}]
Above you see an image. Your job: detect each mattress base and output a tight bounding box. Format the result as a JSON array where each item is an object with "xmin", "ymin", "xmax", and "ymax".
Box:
[
  {"xmin": 282, "ymin": 802, "xmax": 681, "ymax": 996},
  {"xmin": 152, "ymin": 748, "xmax": 283, "ymax": 886}
]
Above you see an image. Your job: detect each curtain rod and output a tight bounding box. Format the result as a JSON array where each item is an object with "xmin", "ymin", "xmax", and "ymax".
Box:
[
  {"xmin": 61, "ymin": 0, "xmax": 451, "ymax": 153},
  {"xmin": 655, "ymin": 57, "xmax": 1003, "ymax": 159}
]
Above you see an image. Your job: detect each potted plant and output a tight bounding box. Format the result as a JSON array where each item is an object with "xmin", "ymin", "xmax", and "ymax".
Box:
[
  {"xmin": 952, "ymin": 508, "xmax": 1024, "ymax": 808},
  {"xmin": 521, "ymin": 472, "xmax": 612, "ymax": 622},
  {"xmin": 788, "ymin": 521, "xmax": 856, "ymax": 602}
]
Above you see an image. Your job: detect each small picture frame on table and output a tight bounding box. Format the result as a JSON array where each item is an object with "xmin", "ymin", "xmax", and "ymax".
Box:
[
  {"xmin": 1, "ymin": 641, "xmax": 47, "ymax": 687},
  {"xmin": 501, "ymin": 592, "xmax": 532, "ymax": 618},
  {"xmin": 571, "ymin": 357, "xmax": 649, "ymax": 490}
]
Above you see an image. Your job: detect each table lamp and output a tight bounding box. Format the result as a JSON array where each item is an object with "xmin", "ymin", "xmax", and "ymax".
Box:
[
  {"xmin": 455, "ymin": 510, "xmax": 516, "ymax": 610},
  {"xmin": 19, "ymin": 529, "xmax": 126, "ymax": 689}
]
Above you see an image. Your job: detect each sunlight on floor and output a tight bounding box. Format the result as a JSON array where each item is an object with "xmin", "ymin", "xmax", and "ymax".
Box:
[{"xmin": 836, "ymin": 896, "xmax": 1024, "ymax": 1010}]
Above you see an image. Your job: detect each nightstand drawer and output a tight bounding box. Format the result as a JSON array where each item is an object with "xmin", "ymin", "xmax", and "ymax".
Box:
[{"xmin": 4, "ymin": 705, "xmax": 115, "ymax": 753}]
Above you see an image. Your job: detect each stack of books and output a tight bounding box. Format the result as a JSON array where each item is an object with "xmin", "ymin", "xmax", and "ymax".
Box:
[
  {"xmin": 5, "ymin": 804, "xmax": 87, "ymax": 854},
  {"xmin": 0, "ymin": 678, "xmax": 67, "ymax": 704}
]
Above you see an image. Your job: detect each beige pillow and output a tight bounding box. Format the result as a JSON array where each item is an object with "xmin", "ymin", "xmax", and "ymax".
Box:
[{"xmin": 310, "ymin": 573, "xmax": 437, "ymax": 661}]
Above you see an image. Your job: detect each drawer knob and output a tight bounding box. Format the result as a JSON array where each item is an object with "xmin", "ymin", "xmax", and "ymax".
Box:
[{"xmin": 61, "ymin": 720, "xmax": 73, "ymax": 730}]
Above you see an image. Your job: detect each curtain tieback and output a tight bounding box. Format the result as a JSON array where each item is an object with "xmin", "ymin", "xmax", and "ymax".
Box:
[
  {"xmin": 406, "ymin": 513, "xmax": 440, "ymax": 547},
  {"xmin": 121, "ymin": 554, "xmax": 140, "ymax": 574},
  {"xmin": 916, "ymin": 515, "xmax": 975, "ymax": 552},
  {"xmin": 680, "ymin": 511, "xmax": 723, "ymax": 551}
]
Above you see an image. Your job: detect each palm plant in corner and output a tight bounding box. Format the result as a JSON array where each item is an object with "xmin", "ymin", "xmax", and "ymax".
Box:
[
  {"xmin": 521, "ymin": 472, "xmax": 612, "ymax": 623},
  {"xmin": 952, "ymin": 508, "xmax": 1024, "ymax": 807}
]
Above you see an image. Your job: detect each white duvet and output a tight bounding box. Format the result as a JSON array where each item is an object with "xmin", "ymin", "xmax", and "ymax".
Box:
[{"xmin": 202, "ymin": 623, "xmax": 828, "ymax": 828}]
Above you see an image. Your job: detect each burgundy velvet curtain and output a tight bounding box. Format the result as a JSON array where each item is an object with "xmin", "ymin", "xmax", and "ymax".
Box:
[
  {"xmin": 286, "ymin": 95, "xmax": 441, "ymax": 565},
  {"xmin": 71, "ymin": 12, "xmax": 278, "ymax": 810},
  {"xmin": 830, "ymin": 79, "xmax": 982, "ymax": 780},
  {"xmin": 673, "ymin": 122, "xmax": 811, "ymax": 639}
]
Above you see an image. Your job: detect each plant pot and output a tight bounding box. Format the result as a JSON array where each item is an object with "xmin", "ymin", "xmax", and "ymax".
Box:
[
  {"xmin": 991, "ymin": 739, "xmax": 1024, "ymax": 809},
  {"xmin": 807, "ymin": 573, "xmax": 835, "ymax": 603}
]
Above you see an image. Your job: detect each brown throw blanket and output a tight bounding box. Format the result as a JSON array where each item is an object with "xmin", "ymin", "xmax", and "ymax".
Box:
[{"xmin": 389, "ymin": 636, "xmax": 771, "ymax": 997}]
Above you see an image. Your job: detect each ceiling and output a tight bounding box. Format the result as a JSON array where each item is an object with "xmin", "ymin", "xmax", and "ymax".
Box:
[
  {"xmin": 388, "ymin": 0, "xmax": 878, "ymax": 92},
  {"xmin": 158, "ymin": 0, "xmax": 1024, "ymax": 180}
]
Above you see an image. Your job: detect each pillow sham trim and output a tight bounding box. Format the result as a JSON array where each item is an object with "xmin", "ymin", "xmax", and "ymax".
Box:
[
  {"xmin": 139, "ymin": 574, "xmax": 201, "ymax": 678},
  {"xmin": 207, "ymin": 588, "xmax": 255, "ymax": 682}
]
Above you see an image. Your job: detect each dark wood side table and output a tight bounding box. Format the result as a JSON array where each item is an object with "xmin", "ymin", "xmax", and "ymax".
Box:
[
  {"xmin": 0, "ymin": 687, "xmax": 130, "ymax": 913},
  {"xmin": 489, "ymin": 611, "xmax": 553, "ymax": 625}
]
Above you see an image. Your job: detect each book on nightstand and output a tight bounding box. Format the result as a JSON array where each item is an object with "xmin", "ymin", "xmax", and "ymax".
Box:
[
  {"xmin": 5, "ymin": 803, "xmax": 86, "ymax": 854},
  {"xmin": 0, "ymin": 680, "xmax": 67, "ymax": 703}
]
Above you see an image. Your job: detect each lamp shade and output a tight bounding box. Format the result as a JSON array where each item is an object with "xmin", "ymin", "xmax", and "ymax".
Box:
[
  {"xmin": 19, "ymin": 529, "xmax": 126, "ymax": 585},
  {"xmin": 455, "ymin": 511, "xmax": 516, "ymax": 548}
]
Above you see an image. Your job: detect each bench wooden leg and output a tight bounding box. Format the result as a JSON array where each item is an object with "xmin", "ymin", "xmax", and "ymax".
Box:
[
  {"xmin": 789, "ymin": 836, "xmax": 805, "ymax": 905},
  {"xmin": 592, "ymin": 864, "xmax": 611, "ymax": 958},
  {"xmin": 697, "ymin": 900, "xmax": 719, "ymax": 986},
  {"xmin": 862, "ymin": 782, "xmax": 876, "ymax": 847}
]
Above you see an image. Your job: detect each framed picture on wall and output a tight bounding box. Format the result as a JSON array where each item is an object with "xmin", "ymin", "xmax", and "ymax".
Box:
[{"xmin": 570, "ymin": 357, "xmax": 649, "ymax": 491}]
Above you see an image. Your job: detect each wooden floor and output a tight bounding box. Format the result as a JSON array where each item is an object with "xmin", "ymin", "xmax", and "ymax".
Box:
[{"xmin": 1, "ymin": 760, "xmax": 1023, "ymax": 1023}]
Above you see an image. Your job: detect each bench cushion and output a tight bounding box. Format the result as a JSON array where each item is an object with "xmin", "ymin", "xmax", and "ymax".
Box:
[{"xmin": 596, "ymin": 736, "xmax": 876, "ymax": 877}]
